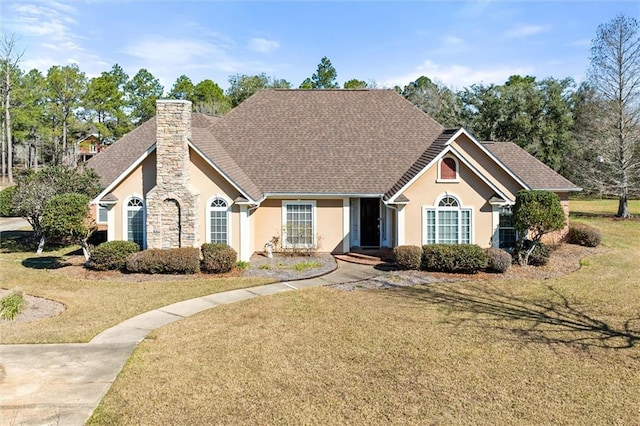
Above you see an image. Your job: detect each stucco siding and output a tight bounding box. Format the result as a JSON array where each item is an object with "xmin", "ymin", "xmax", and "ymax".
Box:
[
  {"xmin": 189, "ymin": 148, "xmax": 242, "ymax": 251},
  {"xmin": 449, "ymin": 135, "xmax": 523, "ymax": 201},
  {"xmin": 252, "ymin": 198, "xmax": 346, "ymax": 254},
  {"xmin": 401, "ymin": 154, "xmax": 498, "ymax": 248},
  {"xmin": 107, "ymin": 153, "xmax": 157, "ymax": 243}
]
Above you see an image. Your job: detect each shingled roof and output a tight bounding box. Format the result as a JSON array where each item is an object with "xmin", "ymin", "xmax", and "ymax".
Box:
[
  {"xmin": 482, "ymin": 141, "xmax": 580, "ymax": 191},
  {"xmin": 88, "ymin": 89, "xmax": 579, "ymax": 202},
  {"xmin": 208, "ymin": 89, "xmax": 444, "ymax": 195}
]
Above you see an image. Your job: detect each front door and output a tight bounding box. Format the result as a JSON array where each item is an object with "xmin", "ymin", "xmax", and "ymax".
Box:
[{"xmin": 360, "ymin": 198, "xmax": 380, "ymax": 246}]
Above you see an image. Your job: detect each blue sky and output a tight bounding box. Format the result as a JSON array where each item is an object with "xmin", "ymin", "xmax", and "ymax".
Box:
[{"xmin": 3, "ymin": 0, "xmax": 639, "ymax": 92}]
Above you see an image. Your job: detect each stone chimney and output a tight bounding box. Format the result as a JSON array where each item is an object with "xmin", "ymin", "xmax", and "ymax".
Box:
[{"xmin": 146, "ymin": 100, "xmax": 200, "ymax": 249}]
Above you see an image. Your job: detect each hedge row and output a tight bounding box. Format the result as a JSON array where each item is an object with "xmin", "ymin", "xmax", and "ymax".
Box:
[
  {"xmin": 126, "ymin": 247, "xmax": 201, "ymax": 274},
  {"xmin": 392, "ymin": 244, "xmax": 513, "ymax": 274},
  {"xmin": 88, "ymin": 242, "xmax": 237, "ymax": 274}
]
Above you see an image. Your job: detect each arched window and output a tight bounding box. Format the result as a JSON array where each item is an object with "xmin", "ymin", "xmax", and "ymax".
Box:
[
  {"xmin": 209, "ymin": 197, "xmax": 229, "ymax": 244},
  {"xmin": 424, "ymin": 194, "xmax": 471, "ymax": 244},
  {"xmin": 125, "ymin": 197, "xmax": 145, "ymax": 248},
  {"xmin": 438, "ymin": 157, "xmax": 459, "ymax": 181}
]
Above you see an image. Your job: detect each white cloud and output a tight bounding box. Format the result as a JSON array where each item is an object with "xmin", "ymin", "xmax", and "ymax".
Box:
[
  {"xmin": 505, "ymin": 23, "xmax": 550, "ymax": 38},
  {"xmin": 122, "ymin": 37, "xmax": 252, "ymax": 88},
  {"xmin": 8, "ymin": 2, "xmax": 81, "ymax": 49},
  {"xmin": 383, "ymin": 59, "xmax": 533, "ymax": 89},
  {"xmin": 442, "ymin": 35, "xmax": 464, "ymax": 46},
  {"xmin": 248, "ymin": 37, "xmax": 280, "ymax": 54},
  {"xmin": 567, "ymin": 38, "xmax": 591, "ymax": 47}
]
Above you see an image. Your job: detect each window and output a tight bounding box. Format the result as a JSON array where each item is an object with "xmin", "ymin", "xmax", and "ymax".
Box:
[
  {"xmin": 424, "ymin": 195, "xmax": 472, "ymax": 244},
  {"xmin": 498, "ymin": 206, "xmax": 517, "ymax": 250},
  {"xmin": 97, "ymin": 205, "xmax": 108, "ymax": 223},
  {"xmin": 282, "ymin": 201, "xmax": 315, "ymax": 247},
  {"xmin": 209, "ymin": 197, "xmax": 229, "ymax": 244},
  {"xmin": 126, "ymin": 197, "xmax": 145, "ymax": 247},
  {"xmin": 438, "ymin": 157, "xmax": 459, "ymax": 181}
]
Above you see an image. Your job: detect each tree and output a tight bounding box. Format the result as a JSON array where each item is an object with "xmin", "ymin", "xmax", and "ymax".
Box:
[
  {"xmin": 12, "ymin": 166, "xmax": 102, "ymax": 253},
  {"xmin": 167, "ymin": 75, "xmax": 195, "ymax": 101},
  {"xmin": 226, "ymin": 73, "xmax": 291, "ymax": 107},
  {"xmin": 42, "ymin": 193, "xmax": 95, "ymax": 261},
  {"xmin": 46, "ymin": 64, "xmax": 87, "ymax": 165},
  {"xmin": 402, "ymin": 76, "xmax": 463, "ymax": 127},
  {"xmin": 513, "ymin": 190, "xmax": 565, "ymax": 265},
  {"xmin": 193, "ymin": 79, "xmax": 231, "ymax": 115},
  {"xmin": 588, "ymin": 15, "xmax": 640, "ymax": 218},
  {"xmin": 11, "ymin": 69, "xmax": 48, "ymax": 170},
  {"xmin": 460, "ymin": 76, "xmax": 575, "ymax": 172},
  {"xmin": 125, "ymin": 68, "xmax": 163, "ymax": 124},
  {"xmin": 343, "ymin": 79, "xmax": 368, "ymax": 89},
  {"xmin": 85, "ymin": 68, "xmax": 127, "ymax": 144},
  {"xmin": 1, "ymin": 34, "xmax": 24, "ymax": 185},
  {"xmin": 299, "ymin": 56, "xmax": 339, "ymax": 89}
]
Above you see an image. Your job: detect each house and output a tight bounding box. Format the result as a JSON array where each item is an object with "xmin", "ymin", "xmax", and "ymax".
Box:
[
  {"xmin": 86, "ymin": 89, "xmax": 580, "ymax": 261},
  {"xmin": 76, "ymin": 134, "xmax": 104, "ymax": 163}
]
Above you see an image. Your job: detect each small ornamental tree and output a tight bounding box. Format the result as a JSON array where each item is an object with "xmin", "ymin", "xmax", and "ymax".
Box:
[
  {"xmin": 513, "ymin": 190, "xmax": 565, "ymax": 265},
  {"xmin": 12, "ymin": 166, "xmax": 102, "ymax": 253},
  {"xmin": 42, "ymin": 193, "xmax": 96, "ymax": 261}
]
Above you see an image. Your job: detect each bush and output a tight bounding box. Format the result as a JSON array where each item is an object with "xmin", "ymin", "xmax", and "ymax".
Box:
[
  {"xmin": 393, "ymin": 245, "xmax": 423, "ymax": 270},
  {"xmin": 519, "ymin": 240, "xmax": 551, "ymax": 266},
  {"xmin": 566, "ymin": 223, "xmax": 601, "ymax": 247},
  {"xmin": 0, "ymin": 186, "xmax": 17, "ymax": 217},
  {"xmin": 126, "ymin": 247, "xmax": 201, "ymax": 274},
  {"xmin": 1, "ymin": 291, "xmax": 23, "ymax": 320},
  {"xmin": 485, "ymin": 247, "xmax": 512, "ymax": 273},
  {"xmin": 421, "ymin": 244, "xmax": 489, "ymax": 273},
  {"xmin": 201, "ymin": 243, "xmax": 237, "ymax": 273},
  {"xmin": 88, "ymin": 240, "xmax": 141, "ymax": 271}
]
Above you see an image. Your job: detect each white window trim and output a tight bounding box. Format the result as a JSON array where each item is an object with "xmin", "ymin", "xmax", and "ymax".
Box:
[
  {"xmin": 206, "ymin": 195, "xmax": 231, "ymax": 245},
  {"xmin": 282, "ymin": 200, "xmax": 316, "ymax": 248},
  {"xmin": 96, "ymin": 205, "xmax": 109, "ymax": 224},
  {"xmin": 422, "ymin": 193, "xmax": 474, "ymax": 245},
  {"xmin": 122, "ymin": 194, "xmax": 146, "ymax": 248},
  {"xmin": 436, "ymin": 155, "xmax": 460, "ymax": 183}
]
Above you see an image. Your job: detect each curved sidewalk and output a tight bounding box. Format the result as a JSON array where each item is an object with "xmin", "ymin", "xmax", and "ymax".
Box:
[{"xmin": 0, "ymin": 260, "xmax": 382, "ymax": 426}]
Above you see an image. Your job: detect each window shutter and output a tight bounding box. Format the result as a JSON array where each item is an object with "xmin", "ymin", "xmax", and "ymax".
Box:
[{"xmin": 440, "ymin": 158, "xmax": 457, "ymax": 180}]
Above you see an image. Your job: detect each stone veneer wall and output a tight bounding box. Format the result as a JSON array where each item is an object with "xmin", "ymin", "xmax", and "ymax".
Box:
[{"xmin": 146, "ymin": 100, "xmax": 200, "ymax": 249}]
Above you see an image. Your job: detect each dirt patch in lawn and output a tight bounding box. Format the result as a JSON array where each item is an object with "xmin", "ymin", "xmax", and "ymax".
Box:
[
  {"xmin": 0, "ymin": 289, "xmax": 66, "ymax": 324},
  {"xmin": 243, "ymin": 253, "xmax": 337, "ymax": 281}
]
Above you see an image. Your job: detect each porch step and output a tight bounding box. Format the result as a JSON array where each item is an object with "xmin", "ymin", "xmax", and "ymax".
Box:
[{"xmin": 335, "ymin": 250, "xmax": 396, "ymax": 268}]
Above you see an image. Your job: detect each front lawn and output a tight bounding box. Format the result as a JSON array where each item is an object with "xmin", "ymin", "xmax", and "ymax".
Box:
[
  {"xmin": 89, "ymin": 200, "xmax": 640, "ymax": 424},
  {"xmin": 0, "ymin": 242, "xmax": 274, "ymax": 343}
]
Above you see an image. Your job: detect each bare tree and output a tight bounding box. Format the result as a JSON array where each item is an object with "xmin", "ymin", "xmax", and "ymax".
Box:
[
  {"xmin": 589, "ymin": 15, "xmax": 640, "ymax": 218},
  {"xmin": 0, "ymin": 34, "xmax": 24, "ymax": 185}
]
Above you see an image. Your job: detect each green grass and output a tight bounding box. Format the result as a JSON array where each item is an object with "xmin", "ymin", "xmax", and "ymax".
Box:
[
  {"xmin": 291, "ymin": 260, "xmax": 322, "ymax": 271},
  {"xmin": 0, "ymin": 291, "xmax": 24, "ymax": 320},
  {"xmin": 88, "ymin": 200, "xmax": 640, "ymax": 425}
]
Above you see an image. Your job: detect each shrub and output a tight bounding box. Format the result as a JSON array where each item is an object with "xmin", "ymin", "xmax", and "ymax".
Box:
[
  {"xmin": 485, "ymin": 247, "xmax": 512, "ymax": 273},
  {"xmin": 236, "ymin": 260, "xmax": 250, "ymax": 270},
  {"xmin": 421, "ymin": 244, "xmax": 489, "ymax": 273},
  {"xmin": 201, "ymin": 243, "xmax": 237, "ymax": 273},
  {"xmin": 520, "ymin": 240, "xmax": 551, "ymax": 266},
  {"xmin": 88, "ymin": 240, "xmax": 141, "ymax": 271},
  {"xmin": 1, "ymin": 291, "xmax": 24, "ymax": 320},
  {"xmin": 126, "ymin": 247, "xmax": 201, "ymax": 274},
  {"xmin": 393, "ymin": 245, "xmax": 423, "ymax": 270},
  {"xmin": 566, "ymin": 223, "xmax": 601, "ymax": 247},
  {"xmin": 0, "ymin": 186, "xmax": 17, "ymax": 217}
]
